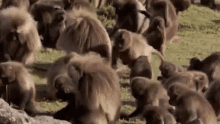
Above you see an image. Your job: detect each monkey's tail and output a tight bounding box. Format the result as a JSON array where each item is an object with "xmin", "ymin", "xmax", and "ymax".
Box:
[{"xmin": 151, "ymin": 47, "xmax": 165, "ymax": 62}]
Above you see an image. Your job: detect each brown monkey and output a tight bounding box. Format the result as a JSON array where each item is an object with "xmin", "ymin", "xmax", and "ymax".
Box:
[
  {"xmin": 0, "ymin": 7, "xmax": 42, "ymax": 65},
  {"xmin": 0, "ymin": 61, "xmax": 38, "ymax": 116},
  {"xmin": 158, "ymin": 60, "xmax": 186, "ymax": 81},
  {"xmin": 140, "ymin": 0, "xmax": 179, "ymax": 44},
  {"xmin": 188, "ymin": 52, "xmax": 220, "ymax": 82},
  {"xmin": 129, "ymin": 77, "xmax": 169, "ymax": 119},
  {"xmin": 112, "ymin": 29, "xmax": 164, "ymax": 78},
  {"xmin": 46, "ymin": 53, "xmax": 76, "ymax": 100},
  {"xmin": 130, "ymin": 56, "xmax": 153, "ymax": 80},
  {"xmin": 112, "ymin": 0, "xmax": 150, "ymax": 34},
  {"xmin": 87, "ymin": 0, "xmax": 113, "ymax": 9},
  {"xmin": 141, "ymin": 105, "xmax": 177, "ymax": 124},
  {"xmin": 204, "ymin": 79, "xmax": 220, "ymax": 117},
  {"xmin": 143, "ymin": 16, "xmax": 167, "ymax": 54},
  {"xmin": 170, "ymin": 0, "xmax": 191, "ymax": 14},
  {"xmin": 163, "ymin": 71, "xmax": 209, "ymax": 93},
  {"xmin": 53, "ymin": 52, "xmax": 121, "ymax": 123},
  {"xmin": 56, "ymin": 9, "xmax": 112, "ymax": 65},
  {"xmin": 30, "ymin": 3, "xmax": 66, "ymax": 49},
  {"xmin": 168, "ymin": 83, "xmax": 218, "ymax": 124}
]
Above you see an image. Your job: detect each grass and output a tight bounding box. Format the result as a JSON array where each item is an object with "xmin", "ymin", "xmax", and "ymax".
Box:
[{"xmin": 27, "ymin": 3, "xmax": 220, "ymax": 124}]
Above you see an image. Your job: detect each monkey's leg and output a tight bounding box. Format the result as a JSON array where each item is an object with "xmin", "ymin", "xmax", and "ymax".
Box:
[{"xmin": 18, "ymin": 92, "xmax": 30, "ymax": 111}]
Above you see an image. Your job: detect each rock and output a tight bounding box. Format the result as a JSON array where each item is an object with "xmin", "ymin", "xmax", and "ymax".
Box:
[{"xmin": 0, "ymin": 99, "xmax": 70, "ymax": 124}]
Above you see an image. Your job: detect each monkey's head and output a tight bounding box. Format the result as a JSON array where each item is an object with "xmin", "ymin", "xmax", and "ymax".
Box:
[
  {"xmin": 188, "ymin": 57, "xmax": 202, "ymax": 70},
  {"xmin": 167, "ymin": 84, "xmax": 187, "ymax": 106},
  {"xmin": 130, "ymin": 78, "xmax": 147, "ymax": 100},
  {"xmin": 159, "ymin": 61, "xmax": 177, "ymax": 78},
  {"xmin": 193, "ymin": 72, "xmax": 209, "ymax": 93},
  {"xmin": 55, "ymin": 76, "xmax": 77, "ymax": 102},
  {"xmin": 113, "ymin": 0, "xmax": 137, "ymax": 15},
  {"xmin": 113, "ymin": 29, "xmax": 133, "ymax": 65},
  {"xmin": 0, "ymin": 62, "xmax": 16, "ymax": 84}
]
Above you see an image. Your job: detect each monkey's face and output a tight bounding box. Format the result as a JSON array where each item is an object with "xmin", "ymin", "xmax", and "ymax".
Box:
[
  {"xmin": 194, "ymin": 74, "xmax": 209, "ymax": 93},
  {"xmin": 55, "ymin": 76, "xmax": 76, "ymax": 101},
  {"xmin": 160, "ymin": 62, "xmax": 176, "ymax": 78},
  {"xmin": 167, "ymin": 85, "xmax": 179, "ymax": 106},
  {"xmin": 0, "ymin": 64, "xmax": 16, "ymax": 84}
]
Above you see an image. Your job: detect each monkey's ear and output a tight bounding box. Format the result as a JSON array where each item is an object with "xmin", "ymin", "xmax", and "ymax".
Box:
[
  {"xmin": 138, "ymin": 10, "xmax": 151, "ymax": 18},
  {"xmin": 120, "ymin": 31, "xmax": 132, "ymax": 51}
]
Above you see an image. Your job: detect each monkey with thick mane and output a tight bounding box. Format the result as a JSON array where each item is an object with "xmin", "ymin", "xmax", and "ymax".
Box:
[
  {"xmin": 56, "ymin": 9, "xmax": 112, "ymax": 65},
  {"xmin": 52, "ymin": 52, "xmax": 121, "ymax": 123},
  {"xmin": 30, "ymin": 3, "xmax": 66, "ymax": 49},
  {"xmin": 0, "ymin": 7, "xmax": 42, "ymax": 64}
]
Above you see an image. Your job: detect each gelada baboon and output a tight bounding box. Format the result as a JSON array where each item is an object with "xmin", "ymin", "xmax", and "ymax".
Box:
[
  {"xmin": 168, "ymin": 83, "xmax": 218, "ymax": 124},
  {"xmin": 204, "ymin": 79, "xmax": 220, "ymax": 117},
  {"xmin": 0, "ymin": 7, "xmax": 42, "ymax": 65},
  {"xmin": 0, "ymin": 61, "xmax": 37, "ymax": 116},
  {"xmin": 141, "ymin": 105, "xmax": 177, "ymax": 124},
  {"xmin": 130, "ymin": 56, "xmax": 153, "ymax": 79},
  {"xmin": 112, "ymin": 0, "xmax": 150, "ymax": 34},
  {"xmin": 140, "ymin": 0, "xmax": 179, "ymax": 44},
  {"xmin": 142, "ymin": 16, "xmax": 167, "ymax": 54},
  {"xmin": 128, "ymin": 77, "xmax": 169, "ymax": 119},
  {"xmin": 46, "ymin": 53, "xmax": 75, "ymax": 100},
  {"xmin": 163, "ymin": 71, "xmax": 209, "ymax": 93},
  {"xmin": 56, "ymin": 9, "xmax": 112, "ymax": 65},
  {"xmin": 112, "ymin": 29, "xmax": 164, "ymax": 78},
  {"xmin": 53, "ymin": 52, "xmax": 121, "ymax": 123},
  {"xmin": 30, "ymin": 3, "xmax": 66, "ymax": 49},
  {"xmin": 170, "ymin": 0, "xmax": 191, "ymax": 14},
  {"xmin": 87, "ymin": 0, "xmax": 113, "ymax": 9},
  {"xmin": 158, "ymin": 60, "xmax": 186, "ymax": 81},
  {"xmin": 188, "ymin": 52, "xmax": 220, "ymax": 82}
]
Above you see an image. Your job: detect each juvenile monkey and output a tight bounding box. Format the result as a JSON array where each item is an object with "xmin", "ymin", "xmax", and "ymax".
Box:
[
  {"xmin": 112, "ymin": 29, "xmax": 164, "ymax": 78},
  {"xmin": 129, "ymin": 77, "xmax": 169, "ymax": 119},
  {"xmin": 0, "ymin": 61, "xmax": 38, "ymax": 116},
  {"xmin": 140, "ymin": 0, "xmax": 179, "ymax": 44},
  {"xmin": 143, "ymin": 16, "xmax": 167, "ymax": 54},
  {"xmin": 168, "ymin": 83, "xmax": 217, "ymax": 124}
]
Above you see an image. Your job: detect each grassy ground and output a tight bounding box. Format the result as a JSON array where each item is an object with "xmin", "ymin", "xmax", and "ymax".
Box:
[{"xmin": 26, "ymin": 3, "xmax": 220, "ymax": 124}]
